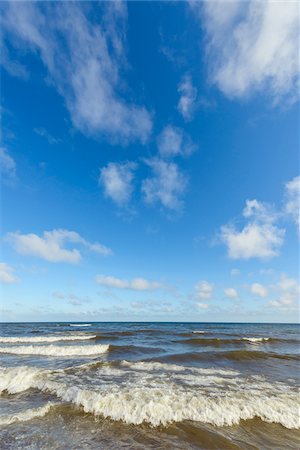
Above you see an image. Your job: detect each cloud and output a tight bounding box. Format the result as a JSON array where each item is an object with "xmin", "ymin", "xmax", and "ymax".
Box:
[
  {"xmin": 142, "ymin": 159, "xmax": 187, "ymax": 211},
  {"xmin": 177, "ymin": 75, "xmax": 197, "ymax": 120},
  {"xmin": 52, "ymin": 291, "xmax": 90, "ymax": 306},
  {"xmin": 220, "ymin": 199, "xmax": 285, "ymax": 260},
  {"xmin": 230, "ymin": 269, "xmax": 240, "ymax": 277},
  {"xmin": 0, "ymin": 147, "xmax": 16, "ymax": 185},
  {"xmin": 197, "ymin": 0, "xmax": 299, "ymax": 105},
  {"xmin": 157, "ymin": 125, "xmax": 195, "ymax": 159},
  {"xmin": 99, "ymin": 162, "xmax": 136, "ymax": 207},
  {"xmin": 0, "ymin": 262, "xmax": 19, "ymax": 284},
  {"xmin": 1, "ymin": 2, "xmax": 152, "ymax": 144},
  {"xmin": 96, "ymin": 275, "xmax": 165, "ymax": 291},
  {"xmin": 269, "ymin": 275, "xmax": 300, "ymax": 309},
  {"xmin": 250, "ymin": 283, "xmax": 268, "ymax": 298},
  {"xmin": 196, "ymin": 302, "xmax": 209, "ymax": 309},
  {"xmin": 34, "ymin": 127, "xmax": 61, "ymax": 145},
  {"xmin": 6, "ymin": 229, "xmax": 112, "ymax": 263},
  {"xmin": 224, "ymin": 287, "xmax": 239, "ymax": 299},
  {"xmin": 195, "ymin": 280, "xmax": 214, "ymax": 300},
  {"xmin": 284, "ymin": 176, "xmax": 300, "ymax": 233}
]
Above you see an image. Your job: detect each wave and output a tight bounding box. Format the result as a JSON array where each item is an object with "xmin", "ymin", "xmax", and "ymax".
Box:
[
  {"xmin": 0, "ymin": 363, "xmax": 299, "ymax": 429},
  {"xmin": 69, "ymin": 324, "xmax": 91, "ymax": 327},
  {"xmin": 242, "ymin": 337, "xmax": 270, "ymax": 343},
  {"xmin": 159, "ymin": 350, "xmax": 300, "ymax": 364},
  {"xmin": 179, "ymin": 337, "xmax": 277, "ymax": 346},
  {"xmin": 0, "ymin": 402, "xmax": 56, "ymax": 425},
  {"xmin": 0, "ymin": 335, "xmax": 96, "ymax": 344},
  {"xmin": 0, "ymin": 344, "xmax": 109, "ymax": 357}
]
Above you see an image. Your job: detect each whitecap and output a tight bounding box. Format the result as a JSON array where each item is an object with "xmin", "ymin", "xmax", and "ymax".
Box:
[
  {"xmin": 0, "ymin": 402, "xmax": 56, "ymax": 425},
  {"xmin": 0, "ymin": 344, "xmax": 109, "ymax": 357},
  {"xmin": 0, "ymin": 335, "xmax": 96, "ymax": 343}
]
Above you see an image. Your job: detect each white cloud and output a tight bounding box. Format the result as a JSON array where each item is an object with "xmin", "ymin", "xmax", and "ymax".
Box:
[
  {"xmin": 196, "ymin": 302, "xmax": 209, "ymax": 309},
  {"xmin": 269, "ymin": 275, "xmax": 300, "ymax": 309},
  {"xmin": 0, "ymin": 262, "xmax": 18, "ymax": 284},
  {"xmin": 224, "ymin": 287, "xmax": 239, "ymax": 299},
  {"xmin": 220, "ymin": 199, "xmax": 285, "ymax": 260},
  {"xmin": 1, "ymin": 2, "xmax": 152, "ymax": 144},
  {"xmin": 284, "ymin": 176, "xmax": 300, "ymax": 233},
  {"xmin": 52, "ymin": 292, "xmax": 90, "ymax": 306},
  {"xmin": 195, "ymin": 280, "xmax": 214, "ymax": 300},
  {"xmin": 198, "ymin": 0, "xmax": 299, "ymax": 105},
  {"xmin": 6, "ymin": 229, "xmax": 112, "ymax": 264},
  {"xmin": 99, "ymin": 162, "xmax": 136, "ymax": 207},
  {"xmin": 157, "ymin": 125, "xmax": 195, "ymax": 159},
  {"xmin": 230, "ymin": 269, "xmax": 240, "ymax": 277},
  {"xmin": 177, "ymin": 75, "xmax": 197, "ymax": 120},
  {"xmin": 96, "ymin": 275, "xmax": 165, "ymax": 291},
  {"xmin": 142, "ymin": 159, "xmax": 187, "ymax": 211},
  {"xmin": 250, "ymin": 283, "xmax": 268, "ymax": 298},
  {"xmin": 0, "ymin": 147, "xmax": 16, "ymax": 185}
]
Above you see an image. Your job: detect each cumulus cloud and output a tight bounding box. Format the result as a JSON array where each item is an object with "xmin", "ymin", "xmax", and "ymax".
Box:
[
  {"xmin": 0, "ymin": 262, "xmax": 19, "ymax": 284},
  {"xmin": 224, "ymin": 287, "xmax": 239, "ymax": 299},
  {"xmin": 250, "ymin": 283, "xmax": 268, "ymax": 298},
  {"xmin": 220, "ymin": 199, "xmax": 285, "ymax": 260},
  {"xmin": 196, "ymin": 0, "xmax": 299, "ymax": 105},
  {"xmin": 142, "ymin": 159, "xmax": 187, "ymax": 211},
  {"xmin": 99, "ymin": 162, "xmax": 137, "ymax": 207},
  {"xmin": 6, "ymin": 229, "xmax": 112, "ymax": 263},
  {"xmin": 284, "ymin": 176, "xmax": 300, "ymax": 233},
  {"xmin": 1, "ymin": 2, "xmax": 152, "ymax": 144},
  {"xmin": 0, "ymin": 147, "xmax": 16, "ymax": 185},
  {"xmin": 269, "ymin": 275, "xmax": 300, "ymax": 309},
  {"xmin": 157, "ymin": 125, "xmax": 195, "ymax": 159},
  {"xmin": 177, "ymin": 75, "xmax": 197, "ymax": 120},
  {"xmin": 195, "ymin": 280, "xmax": 214, "ymax": 300},
  {"xmin": 96, "ymin": 275, "xmax": 165, "ymax": 291}
]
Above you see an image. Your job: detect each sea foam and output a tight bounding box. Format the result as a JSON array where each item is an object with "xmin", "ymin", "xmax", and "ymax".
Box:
[
  {"xmin": 0, "ymin": 335, "xmax": 96, "ymax": 344},
  {"xmin": 1, "ymin": 362, "xmax": 299, "ymax": 429},
  {"xmin": 0, "ymin": 344, "xmax": 109, "ymax": 357},
  {"xmin": 0, "ymin": 402, "xmax": 56, "ymax": 425}
]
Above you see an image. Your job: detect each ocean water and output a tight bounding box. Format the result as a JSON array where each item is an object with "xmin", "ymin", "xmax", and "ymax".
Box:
[{"xmin": 0, "ymin": 322, "xmax": 299, "ymax": 449}]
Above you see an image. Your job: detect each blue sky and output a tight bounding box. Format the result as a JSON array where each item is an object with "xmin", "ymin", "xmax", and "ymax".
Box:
[{"xmin": 0, "ymin": 1, "xmax": 299, "ymax": 323}]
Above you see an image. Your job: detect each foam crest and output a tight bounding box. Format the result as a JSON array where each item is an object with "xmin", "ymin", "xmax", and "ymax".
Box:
[
  {"xmin": 0, "ymin": 366, "xmax": 47, "ymax": 394},
  {"xmin": 0, "ymin": 402, "xmax": 56, "ymax": 425},
  {"xmin": 0, "ymin": 335, "xmax": 96, "ymax": 343},
  {"xmin": 0, "ymin": 344, "xmax": 109, "ymax": 357},
  {"xmin": 242, "ymin": 337, "xmax": 270, "ymax": 343},
  {"xmin": 69, "ymin": 324, "xmax": 91, "ymax": 327}
]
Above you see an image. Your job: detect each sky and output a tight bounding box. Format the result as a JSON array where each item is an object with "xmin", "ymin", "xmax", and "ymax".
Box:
[{"xmin": 0, "ymin": 0, "xmax": 299, "ymax": 323}]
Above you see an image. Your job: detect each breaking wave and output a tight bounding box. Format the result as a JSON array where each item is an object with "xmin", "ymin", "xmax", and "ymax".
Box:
[
  {"xmin": 0, "ymin": 402, "xmax": 56, "ymax": 425},
  {"xmin": 69, "ymin": 324, "xmax": 91, "ymax": 327},
  {"xmin": 0, "ymin": 335, "xmax": 96, "ymax": 344},
  {"xmin": 0, "ymin": 363, "xmax": 299, "ymax": 429},
  {"xmin": 0, "ymin": 344, "xmax": 109, "ymax": 357}
]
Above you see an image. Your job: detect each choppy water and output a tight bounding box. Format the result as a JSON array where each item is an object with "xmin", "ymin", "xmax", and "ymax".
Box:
[{"xmin": 0, "ymin": 322, "xmax": 299, "ymax": 449}]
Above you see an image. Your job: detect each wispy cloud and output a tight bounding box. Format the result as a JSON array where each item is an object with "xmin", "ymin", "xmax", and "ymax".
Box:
[
  {"xmin": 142, "ymin": 158, "xmax": 187, "ymax": 211},
  {"xmin": 34, "ymin": 128, "xmax": 61, "ymax": 145},
  {"xmin": 284, "ymin": 176, "xmax": 300, "ymax": 234},
  {"xmin": 99, "ymin": 162, "xmax": 137, "ymax": 208},
  {"xmin": 1, "ymin": 2, "xmax": 152, "ymax": 144},
  {"xmin": 157, "ymin": 125, "xmax": 195, "ymax": 159},
  {"xmin": 0, "ymin": 147, "xmax": 16, "ymax": 185},
  {"xmin": 6, "ymin": 229, "xmax": 112, "ymax": 264},
  {"xmin": 195, "ymin": 280, "xmax": 214, "ymax": 300},
  {"xmin": 0, "ymin": 262, "xmax": 19, "ymax": 284},
  {"xmin": 194, "ymin": 0, "xmax": 299, "ymax": 105},
  {"xmin": 177, "ymin": 75, "xmax": 197, "ymax": 121},
  {"xmin": 96, "ymin": 275, "xmax": 165, "ymax": 291},
  {"xmin": 224, "ymin": 287, "xmax": 239, "ymax": 299},
  {"xmin": 250, "ymin": 283, "xmax": 268, "ymax": 298}
]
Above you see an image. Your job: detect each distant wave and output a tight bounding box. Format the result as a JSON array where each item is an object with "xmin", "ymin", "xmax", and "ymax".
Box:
[
  {"xmin": 179, "ymin": 337, "xmax": 275, "ymax": 346},
  {"xmin": 242, "ymin": 337, "xmax": 270, "ymax": 343},
  {"xmin": 0, "ymin": 402, "xmax": 56, "ymax": 425},
  {"xmin": 0, "ymin": 335, "xmax": 96, "ymax": 344},
  {"xmin": 69, "ymin": 324, "xmax": 91, "ymax": 327},
  {"xmin": 0, "ymin": 344, "xmax": 109, "ymax": 357},
  {"xmin": 1, "ymin": 363, "xmax": 299, "ymax": 429},
  {"xmin": 159, "ymin": 349, "xmax": 300, "ymax": 364}
]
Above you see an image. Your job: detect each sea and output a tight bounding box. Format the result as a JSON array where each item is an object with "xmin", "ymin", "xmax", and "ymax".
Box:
[{"xmin": 0, "ymin": 322, "xmax": 299, "ymax": 449}]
